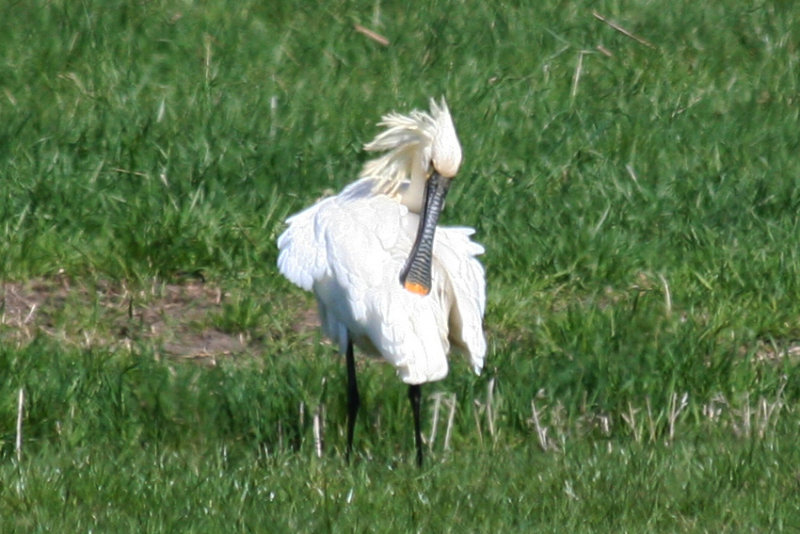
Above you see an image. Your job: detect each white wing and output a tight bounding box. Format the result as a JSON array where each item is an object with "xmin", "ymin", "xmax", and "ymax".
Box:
[
  {"xmin": 277, "ymin": 178, "xmax": 486, "ymax": 384},
  {"xmin": 277, "ymin": 198, "xmax": 333, "ymax": 292},
  {"xmin": 435, "ymin": 226, "xmax": 487, "ymax": 374}
]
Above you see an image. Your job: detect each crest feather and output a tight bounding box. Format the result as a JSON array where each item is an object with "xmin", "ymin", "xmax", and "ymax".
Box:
[{"xmin": 359, "ymin": 98, "xmax": 457, "ymax": 196}]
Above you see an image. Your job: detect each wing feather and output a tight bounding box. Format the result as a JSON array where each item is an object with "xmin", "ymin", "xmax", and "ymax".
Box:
[
  {"xmin": 434, "ymin": 226, "xmax": 487, "ymax": 374},
  {"xmin": 277, "ymin": 178, "xmax": 485, "ymax": 384},
  {"xmin": 277, "ymin": 198, "xmax": 336, "ymax": 291}
]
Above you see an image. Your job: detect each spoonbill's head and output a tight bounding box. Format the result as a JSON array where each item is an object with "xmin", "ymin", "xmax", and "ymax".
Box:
[
  {"xmin": 359, "ymin": 98, "xmax": 464, "ymax": 297},
  {"xmin": 360, "ymin": 98, "xmax": 462, "ymax": 212},
  {"xmin": 428, "ymin": 98, "xmax": 462, "ymax": 179}
]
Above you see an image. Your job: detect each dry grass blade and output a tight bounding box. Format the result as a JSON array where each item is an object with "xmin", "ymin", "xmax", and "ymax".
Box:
[
  {"xmin": 530, "ymin": 399, "xmax": 549, "ymax": 451},
  {"xmin": 313, "ymin": 405, "xmax": 324, "ymax": 458},
  {"xmin": 646, "ymin": 397, "xmax": 657, "ymax": 443},
  {"xmin": 658, "ymin": 274, "xmax": 672, "ymax": 317},
  {"xmin": 621, "ymin": 401, "xmax": 642, "ymax": 443},
  {"xmin": 570, "ymin": 50, "xmax": 588, "ymax": 101},
  {"xmin": 444, "ymin": 394, "xmax": 456, "ymax": 451},
  {"xmin": 354, "ymin": 24, "xmax": 389, "ymax": 46},
  {"xmin": 596, "ymin": 44, "xmax": 613, "ymax": 57},
  {"xmin": 16, "ymin": 388, "xmax": 24, "ymax": 463},
  {"xmin": 486, "ymin": 377, "xmax": 496, "ymax": 439},
  {"xmin": 667, "ymin": 392, "xmax": 689, "ymax": 443},
  {"xmin": 472, "ymin": 400, "xmax": 484, "ymax": 445},
  {"xmin": 428, "ymin": 392, "xmax": 444, "ymax": 451},
  {"xmin": 592, "ymin": 10, "xmax": 655, "ymax": 49},
  {"xmin": 756, "ymin": 377, "xmax": 787, "ymax": 438}
]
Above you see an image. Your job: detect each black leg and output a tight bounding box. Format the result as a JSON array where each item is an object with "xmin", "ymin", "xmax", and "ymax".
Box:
[
  {"xmin": 345, "ymin": 336, "xmax": 360, "ymax": 464},
  {"xmin": 408, "ymin": 384, "xmax": 424, "ymax": 467}
]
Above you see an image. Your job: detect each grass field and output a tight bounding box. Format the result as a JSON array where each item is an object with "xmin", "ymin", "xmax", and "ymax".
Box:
[{"xmin": 2, "ymin": 0, "xmax": 800, "ymax": 531}]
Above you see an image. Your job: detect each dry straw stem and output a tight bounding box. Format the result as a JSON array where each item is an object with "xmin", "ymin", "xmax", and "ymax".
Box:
[
  {"xmin": 592, "ymin": 10, "xmax": 655, "ymax": 49},
  {"xmin": 444, "ymin": 394, "xmax": 456, "ymax": 450},
  {"xmin": 354, "ymin": 24, "xmax": 389, "ymax": 46},
  {"xmin": 428, "ymin": 392, "xmax": 457, "ymax": 451},
  {"xmin": 646, "ymin": 397, "xmax": 657, "ymax": 443},
  {"xmin": 622, "ymin": 402, "xmax": 642, "ymax": 443},
  {"xmin": 428, "ymin": 392, "xmax": 443, "ymax": 449},
  {"xmin": 570, "ymin": 50, "xmax": 590, "ymax": 102},
  {"xmin": 313, "ymin": 405, "xmax": 324, "ymax": 458},
  {"xmin": 734, "ymin": 378, "xmax": 787, "ymax": 439},
  {"xmin": 486, "ymin": 377, "xmax": 496, "ymax": 439},
  {"xmin": 667, "ymin": 392, "xmax": 689, "ymax": 443},
  {"xmin": 16, "ymin": 388, "xmax": 24, "ymax": 463},
  {"xmin": 530, "ymin": 399, "xmax": 550, "ymax": 452},
  {"xmin": 203, "ymin": 33, "xmax": 214, "ymax": 83},
  {"xmin": 596, "ymin": 44, "xmax": 613, "ymax": 57}
]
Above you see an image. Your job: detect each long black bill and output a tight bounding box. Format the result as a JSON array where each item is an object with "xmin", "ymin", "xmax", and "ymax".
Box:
[{"xmin": 399, "ymin": 171, "xmax": 452, "ymax": 296}]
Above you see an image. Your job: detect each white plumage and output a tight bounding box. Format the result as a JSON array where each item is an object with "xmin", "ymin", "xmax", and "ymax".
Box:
[{"xmin": 277, "ymin": 98, "xmax": 486, "ymax": 464}]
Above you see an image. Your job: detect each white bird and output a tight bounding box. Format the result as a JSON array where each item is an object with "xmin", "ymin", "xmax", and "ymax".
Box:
[{"xmin": 277, "ymin": 98, "xmax": 486, "ymax": 466}]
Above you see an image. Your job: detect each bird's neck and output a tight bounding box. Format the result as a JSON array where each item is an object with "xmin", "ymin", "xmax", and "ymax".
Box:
[{"xmin": 399, "ymin": 169, "xmax": 428, "ymax": 214}]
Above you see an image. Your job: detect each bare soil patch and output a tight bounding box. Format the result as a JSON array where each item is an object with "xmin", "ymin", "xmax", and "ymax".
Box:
[{"xmin": 1, "ymin": 277, "xmax": 317, "ymax": 363}]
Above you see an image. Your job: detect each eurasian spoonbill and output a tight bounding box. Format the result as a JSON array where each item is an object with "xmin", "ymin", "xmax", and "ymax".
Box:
[{"xmin": 277, "ymin": 98, "xmax": 486, "ymax": 466}]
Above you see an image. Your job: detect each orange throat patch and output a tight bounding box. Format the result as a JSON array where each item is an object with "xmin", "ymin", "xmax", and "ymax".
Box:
[{"xmin": 403, "ymin": 281, "xmax": 430, "ymax": 296}]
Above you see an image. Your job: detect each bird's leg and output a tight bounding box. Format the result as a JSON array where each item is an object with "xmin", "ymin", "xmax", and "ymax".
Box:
[
  {"xmin": 408, "ymin": 384, "xmax": 424, "ymax": 467},
  {"xmin": 345, "ymin": 336, "xmax": 360, "ymax": 464}
]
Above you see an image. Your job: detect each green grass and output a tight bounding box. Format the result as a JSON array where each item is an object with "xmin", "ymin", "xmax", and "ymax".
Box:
[{"xmin": 2, "ymin": 0, "xmax": 800, "ymax": 531}]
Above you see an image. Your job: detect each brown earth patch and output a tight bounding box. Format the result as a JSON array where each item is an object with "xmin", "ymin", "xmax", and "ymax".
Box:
[{"xmin": 1, "ymin": 277, "xmax": 320, "ymax": 363}]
